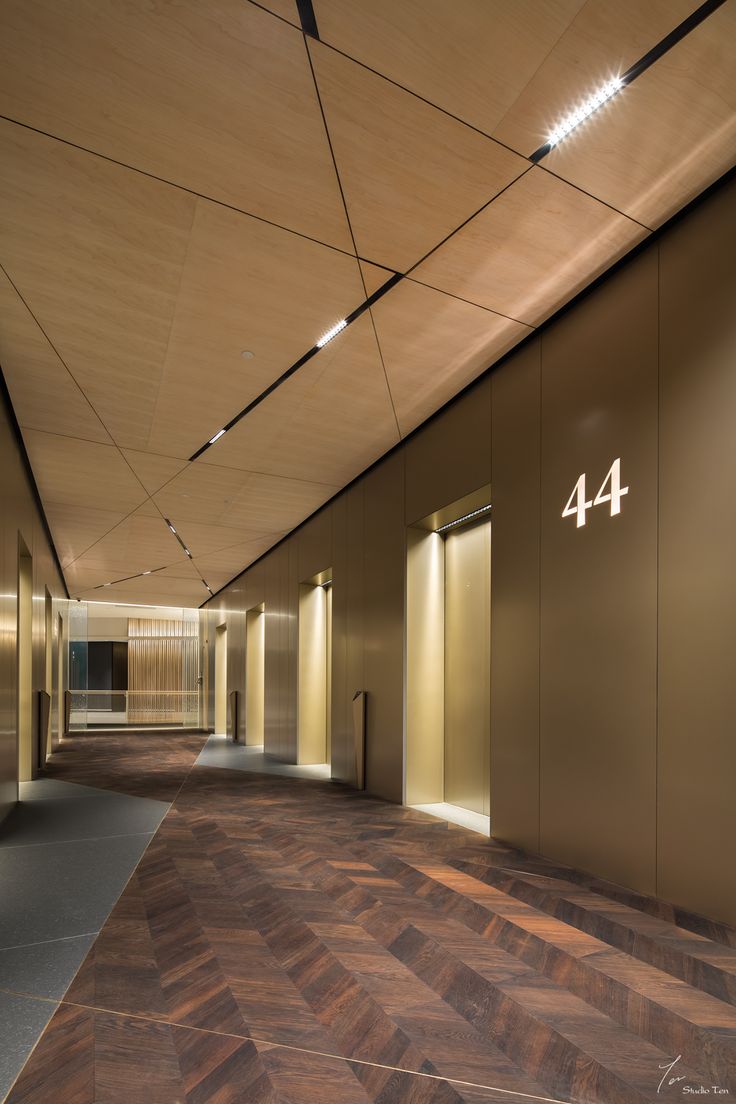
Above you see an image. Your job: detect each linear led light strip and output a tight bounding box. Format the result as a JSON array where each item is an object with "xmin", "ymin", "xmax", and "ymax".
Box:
[
  {"xmin": 435, "ymin": 504, "xmax": 492, "ymax": 533},
  {"xmin": 190, "ymin": 272, "xmax": 402, "ymax": 461},
  {"xmin": 547, "ymin": 76, "xmax": 623, "ymax": 148},
  {"xmin": 165, "ymin": 518, "xmax": 213, "ymax": 595},
  {"xmin": 530, "ymin": 0, "xmax": 726, "ymax": 162},
  {"xmin": 94, "ymin": 566, "xmax": 166, "ymax": 590}
]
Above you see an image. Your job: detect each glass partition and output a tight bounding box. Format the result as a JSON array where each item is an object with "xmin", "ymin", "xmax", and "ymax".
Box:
[{"xmin": 66, "ymin": 601, "xmax": 201, "ymax": 731}]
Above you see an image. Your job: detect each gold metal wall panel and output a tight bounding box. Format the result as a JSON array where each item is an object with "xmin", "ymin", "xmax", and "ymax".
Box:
[
  {"xmin": 539, "ymin": 250, "xmax": 658, "ymax": 894},
  {"xmin": 490, "ymin": 339, "xmax": 541, "ymax": 852},
  {"xmin": 245, "ymin": 608, "xmax": 265, "ymax": 747},
  {"xmin": 658, "ymin": 176, "xmax": 736, "ymax": 927},
  {"xmin": 444, "ymin": 518, "xmax": 491, "ymax": 816},
  {"xmin": 362, "ymin": 452, "xmax": 405, "ymax": 802},
  {"xmin": 405, "ymin": 528, "xmax": 445, "ymax": 806},
  {"xmin": 404, "ymin": 378, "xmax": 491, "ymax": 526},
  {"xmin": 297, "ymin": 584, "xmax": 328, "ymax": 765}
]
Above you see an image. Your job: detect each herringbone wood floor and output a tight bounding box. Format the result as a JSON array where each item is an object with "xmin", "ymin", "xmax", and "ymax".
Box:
[{"xmin": 7, "ymin": 732, "xmax": 736, "ymax": 1103}]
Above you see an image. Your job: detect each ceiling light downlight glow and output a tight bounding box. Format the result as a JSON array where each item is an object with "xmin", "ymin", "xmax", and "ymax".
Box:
[
  {"xmin": 209, "ymin": 429, "xmax": 226, "ymax": 444},
  {"xmin": 548, "ymin": 77, "xmax": 623, "ymax": 148},
  {"xmin": 316, "ymin": 319, "xmax": 347, "ymax": 348}
]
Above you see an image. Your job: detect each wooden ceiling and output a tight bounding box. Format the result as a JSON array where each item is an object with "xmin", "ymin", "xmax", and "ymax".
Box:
[{"xmin": 0, "ymin": 0, "xmax": 733, "ymax": 605}]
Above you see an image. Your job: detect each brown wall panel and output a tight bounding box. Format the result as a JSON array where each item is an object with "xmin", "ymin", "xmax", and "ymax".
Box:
[
  {"xmin": 201, "ymin": 176, "xmax": 735, "ymax": 926},
  {"xmin": 404, "ymin": 376, "xmax": 491, "ymax": 525},
  {"xmin": 540, "ymin": 250, "xmax": 659, "ymax": 894},
  {"xmin": 490, "ymin": 338, "xmax": 541, "ymax": 851},
  {"xmin": 362, "ymin": 452, "xmax": 404, "ymax": 802},
  {"xmin": 658, "ymin": 177, "xmax": 736, "ymax": 927}
]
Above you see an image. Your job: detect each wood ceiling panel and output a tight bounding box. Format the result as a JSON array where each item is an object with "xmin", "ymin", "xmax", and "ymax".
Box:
[
  {"xmin": 193, "ymin": 539, "xmax": 279, "ymax": 580},
  {"xmin": 200, "ymin": 315, "xmax": 400, "ymax": 484},
  {"xmin": 313, "ymin": 0, "xmax": 586, "ymax": 136},
  {"xmin": 64, "ymin": 507, "xmax": 190, "ymax": 582},
  {"xmin": 0, "ymin": 121, "xmax": 195, "ymax": 451},
  {"xmin": 371, "ymin": 280, "xmax": 531, "ymax": 435},
  {"xmin": 526, "ymin": 3, "xmax": 736, "ymax": 229},
  {"xmin": 45, "ymin": 504, "xmax": 133, "ymax": 569},
  {"xmin": 155, "ymin": 463, "xmax": 332, "ymax": 546},
  {"xmin": 121, "ymin": 451, "xmax": 190, "ymax": 497},
  {"xmin": 23, "ymin": 431, "xmax": 149, "ymax": 514},
  {"xmin": 0, "ymin": 268, "xmax": 111, "ymax": 445},
  {"xmin": 154, "ymin": 561, "xmax": 203, "ymax": 581},
  {"xmin": 310, "ymin": 42, "xmax": 527, "ymax": 272},
  {"xmin": 493, "ymin": 0, "xmax": 703, "ymax": 156},
  {"xmin": 147, "ymin": 198, "xmax": 367, "ymax": 458},
  {"xmin": 257, "ymin": 0, "xmax": 300, "ymax": 27},
  {"xmin": 412, "ymin": 168, "xmax": 647, "ymax": 326},
  {"xmin": 0, "ymin": 0, "xmax": 351, "ymax": 250}
]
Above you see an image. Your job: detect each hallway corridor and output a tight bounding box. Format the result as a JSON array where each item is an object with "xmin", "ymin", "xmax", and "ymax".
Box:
[{"xmin": 3, "ymin": 732, "xmax": 736, "ymax": 1103}]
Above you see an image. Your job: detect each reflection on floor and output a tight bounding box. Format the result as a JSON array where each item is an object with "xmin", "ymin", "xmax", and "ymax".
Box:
[
  {"xmin": 412, "ymin": 801, "xmax": 490, "ymax": 836},
  {"xmin": 4, "ymin": 731, "xmax": 736, "ymax": 1103},
  {"xmin": 197, "ymin": 734, "xmax": 331, "ymax": 779}
]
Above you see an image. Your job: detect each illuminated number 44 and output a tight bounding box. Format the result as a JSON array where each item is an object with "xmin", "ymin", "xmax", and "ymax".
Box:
[{"xmin": 562, "ymin": 458, "xmax": 628, "ymax": 528}]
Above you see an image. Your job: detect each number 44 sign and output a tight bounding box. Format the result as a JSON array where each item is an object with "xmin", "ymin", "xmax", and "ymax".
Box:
[{"xmin": 562, "ymin": 458, "xmax": 629, "ymax": 528}]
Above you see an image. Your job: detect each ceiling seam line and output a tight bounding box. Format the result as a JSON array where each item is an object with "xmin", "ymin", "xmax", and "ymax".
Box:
[
  {"xmin": 534, "ymin": 163, "xmax": 654, "ymax": 229},
  {"xmin": 62, "ymin": 498, "xmax": 154, "ymax": 572},
  {"xmin": 402, "ymin": 165, "xmax": 535, "ymax": 278},
  {"xmin": 303, "ymin": 35, "xmax": 403, "ymax": 439},
  {"xmin": 0, "ymin": 260, "xmax": 115, "ymax": 445},
  {"xmin": 403, "ymin": 276, "xmax": 533, "ymax": 328},
  {"xmin": 140, "ymin": 190, "xmax": 200, "ymax": 457},
  {"xmin": 0, "ymin": 115, "xmax": 359, "ymax": 264},
  {"xmin": 300, "ymin": 38, "xmax": 535, "ymax": 163},
  {"xmin": 364, "ymin": 304, "xmax": 403, "ymax": 442},
  {"xmin": 0, "ymin": 262, "xmax": 187, "ymax": 586}
]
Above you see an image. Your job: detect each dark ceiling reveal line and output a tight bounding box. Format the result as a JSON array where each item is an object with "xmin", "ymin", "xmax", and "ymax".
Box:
[
  {"xmin": 529, "ymin": 0, "xmax": 728, "ymax": 163},
  {"xmin": 187, "ymin": 272, "xmax": 402, "ymax": 461},
  {"xmin": 296, "ymin": 0, "xmax": 320, "ymax": 39}
]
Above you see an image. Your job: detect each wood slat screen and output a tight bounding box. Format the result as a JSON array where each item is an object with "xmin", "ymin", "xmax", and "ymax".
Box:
[{"xmin": 127, "ymin": 618, "xmax": 198, "ymax": 724}]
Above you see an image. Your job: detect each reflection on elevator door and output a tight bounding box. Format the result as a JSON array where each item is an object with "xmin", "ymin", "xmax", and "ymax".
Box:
[{"xmin": 444, "ymin": 518, "xmax": 491, "ymax": 817}]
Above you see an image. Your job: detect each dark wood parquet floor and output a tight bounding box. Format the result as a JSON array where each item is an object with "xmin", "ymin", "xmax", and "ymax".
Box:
[{"xmin": 7, "ymin": 733, "xmax": 736, "ymax": 1103}]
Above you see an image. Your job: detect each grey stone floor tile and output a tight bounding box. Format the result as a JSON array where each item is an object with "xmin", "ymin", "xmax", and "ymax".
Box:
[
  {"xmin": 0, "ymin": 991, "xmax": 56, "ymax": 1102},
  {"xmin": 0, "ymin": 933, "xmax": 95, "ymax": 1001},
  {"xmin": 0, "ymin": 833, "xmax": 152, "ymax": 949},
  {"xmin": 0, "ymin": 786, "xmax": 167, "ymax": 849},
  {"xmin": 197, "ymin": 736, "xmax": 330, "ymax": 779}
]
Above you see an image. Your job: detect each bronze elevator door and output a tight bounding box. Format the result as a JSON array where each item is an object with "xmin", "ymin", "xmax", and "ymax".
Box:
[{"xmin": 444, "ymin": 518, "xmax": 491, "ymax": 816}]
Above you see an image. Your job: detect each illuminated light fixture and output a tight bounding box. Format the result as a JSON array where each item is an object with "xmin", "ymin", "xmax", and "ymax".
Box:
[
  {"xmin": 435, "ymin": 504, "xmax": 492, "ymax": 534},
  {"xmin": 165, "ymin": 519, "xmax": 177, "ymax": 534},
  {"xmin": 209, "ymin": 428, "xmax": 226, "ymax": 444},
  {"xmin": 142, "ymin": 570, "xmax": 152, "ymax": 575},
  {"xmin": 185, "ymin": 549, "xmax": 193, "ymax": 558},
  {"xmin": 316, "ymin": 319, "xmax": 347, "ymax": 348},
  {"xmin": 547, "ymin": 77, "xmax": 623, "ymax": 148},
  {"xmin": 103, "ymin": 582, "xmax": 112, "ymax": 587}
]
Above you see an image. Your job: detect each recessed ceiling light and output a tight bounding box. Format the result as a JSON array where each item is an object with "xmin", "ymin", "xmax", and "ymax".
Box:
[
  {"xmin": 142, "ymin": 570, "xmax": 152, "ymax": 575},
  {"xmin": 316, "ymin": 319, "xmax": 347, "ymax": 348},
  {"xmin": 240, "ymin": 350, "xmax": 254, "ymax": 359},
  {"xmin": 548, "ymin": 76, "xmax": 623, "ymax": 148},
  {"xmin": 208, "ymin": 429, "xmax": 226, "ymax": 445}
]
